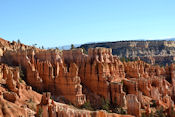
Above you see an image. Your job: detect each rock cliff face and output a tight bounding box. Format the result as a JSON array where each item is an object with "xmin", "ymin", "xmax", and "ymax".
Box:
[
  {"xmin": 62, "ymin": 48, "xmax": 125, "ymax": 103},
  {"xmin": 36, "ymin": 92, "xmax": 133, "ymax": 117},
  {"xmin": 80, "ymin": 40, "xmax": 175, "ymax": 65},
  {"xmin": 0, "ymin": 59, "xmax": 131, "ymax": 117},
  {"xmin": 0, "ymin": 38, "xmax": 35, "ymax": 57},
  {"xmin": 2, "ymin": 37, "xmax": 175, "ymax": 116},
  {"xmin": 0, "ymin": 63, "xmax": 42, "ymax": 117},
  {"xmin": 2, "ymin": 49, "xmax": 86, "ymax": 106},
  {"xmin": 2, "ymin": 46, "xmax": 175, "ymax": 116}
]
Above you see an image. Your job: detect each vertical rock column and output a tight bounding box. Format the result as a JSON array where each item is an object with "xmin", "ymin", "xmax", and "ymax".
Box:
[
  {"xmin": 55, "ymin": 63, "xmax": 86, "ymax": 106},
  {"xmin": 110, "ymin": 82, "xmax": 126, "ymax": 107},
  {"xmin": 126, "ymin": 94, "xmax": 141, "ymax": 117}
]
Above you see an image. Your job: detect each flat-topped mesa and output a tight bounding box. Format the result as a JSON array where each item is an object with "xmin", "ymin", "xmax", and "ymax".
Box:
[{"xmin": 80, "ymin": 40, "xmax": 175, "ymax": 65}]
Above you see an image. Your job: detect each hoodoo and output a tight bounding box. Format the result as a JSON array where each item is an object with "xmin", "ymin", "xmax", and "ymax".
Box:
[{"xmin": 0, "ymin": 38, "xmax": 175, "ymax": 116}]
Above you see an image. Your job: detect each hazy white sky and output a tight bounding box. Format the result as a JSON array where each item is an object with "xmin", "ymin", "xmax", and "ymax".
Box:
[{"xmin": 0, "ymin": 0, "xmax": 175, "ymax": 47}]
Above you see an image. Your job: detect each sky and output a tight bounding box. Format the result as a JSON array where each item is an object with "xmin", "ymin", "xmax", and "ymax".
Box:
[{"xmin": 0, "ymin": 0, "xmax": 175, "ymax": 47}]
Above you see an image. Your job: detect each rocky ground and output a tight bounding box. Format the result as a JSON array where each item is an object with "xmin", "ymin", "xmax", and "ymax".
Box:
[{"xmin": 0, "ymin": 37, "xmax": 175, "ymax": 117}]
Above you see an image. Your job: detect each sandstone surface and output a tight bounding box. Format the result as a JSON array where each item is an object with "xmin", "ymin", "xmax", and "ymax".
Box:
[
  {"xmin": 80, "ymin": 40, "xmax": 175, "ymax": 65},
  {"xmin": 1, "ymin": 38, "xmax": 175, "ymax": 116}
]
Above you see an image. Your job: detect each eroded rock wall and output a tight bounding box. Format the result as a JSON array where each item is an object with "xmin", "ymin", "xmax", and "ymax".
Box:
[
  {"xmin": 2, "ymin": 44, "xmax": 175, "ymax": 116},
  {"xmin": 2, "ymin": 49, "xmax": 86, "ymax": 106},
  {"xmin": 36, "ymin": 92, "xmax": 133, "ymax": 117},
  {"xmin": 80, "ymin": 40, "xmax": 175, "ymax": 65}
]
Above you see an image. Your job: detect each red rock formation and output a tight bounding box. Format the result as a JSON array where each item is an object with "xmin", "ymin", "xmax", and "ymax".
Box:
[
  {"xmin": 3, "ymin": 65, "xmax": 20, "ymax": 94},
  {"xmin": 36, "ymin": 93, "xmax": 133, "ymax": 117},
  {"xmin": 170, "ymin": 64, "xmax": 175, "ymax": 86},
  {"xmin": 124, "ymin": 60, "xmax": 166, "ymax": 79},
  {"xmin": 123, "ymin": 79, "xmax": 138, "ymax": 95},
  {"xmin": 63, "ymin": 48, "xmax": 125, "ymax": 102},
  {"xmin": 126, "ymin": 94, "xmax": 141, "ymax": 117},
  {"xmin": 54, "ymin": 62, "xmax": 86, "ymax": 106},
  {"xmin": 0, "ymin": 63, "xmax": 42, "ymax": 117},
  {"xmin": 2, "ymin": 49, "xmax": 86, "ymax": 106},
  {"xmin": 2, "ymin": 43, "xmax": 175, "ymax": 117},
  {"xmin": 110, "ymin": 82, "xmax": 126, "ymax": 107},
  {"xmin": 3, "ymin": 92, "xmax": 18, "ymax": 103},
  {"xmin": 2, "ymin": 48, "xmax": 126, "ymax": 106}
]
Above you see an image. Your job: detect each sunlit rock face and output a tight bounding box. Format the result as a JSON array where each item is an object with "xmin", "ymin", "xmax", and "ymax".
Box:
[
  {"xmin": 2, "ymin": 47, "xmax": 175, "ymax": 116},
  {"xmin": 62, "ymin": 48, "xmax": 126, "ymax": 102},
  {"xmin": 36, "ymin": 92, "xmax": 133, "ymax": 117},
  {"xmin": 1, "ymin": 37, "xmax": 175, "ymax": 116},
  {"xmin": 0, "ymin": 63, "xmax": 42, "ymax": 117},
  {"xmin": 0, "ymin": 49, "xmax": 131, "ymax": 117},
  {"xmin": 2, "ymin": 49, "xmax": 86, "ymax": 106},
  {"xmin": 80, "ymin": 40, "xmax": 175, "ymax": 65},
  {"xmin": 2, "ymin": 47, "xmax": 127, "ymax": 107}
]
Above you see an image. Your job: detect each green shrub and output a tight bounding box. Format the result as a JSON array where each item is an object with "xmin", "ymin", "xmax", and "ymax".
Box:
[
  {"xmin": 19, "ymin": 66, "xmax": 26, "ymax": 84},
  {"xmin": 150, "ymin": 100, "xmax": 157, "ymax": 107},
  {"xmin": 141, "ymin": 113, "xmax": 147, "ymax": 117},
  {"xmin": 19, "ymin": 77, "xmax": 23, "ymax": 83},
  {"xmin": 155, "ymin": 106, "xmax": 166, "ymax": 117},
  {"xmin": 101, "ymin": 98, "xmax": 110, "ymax": 112},
  {"xmin": 19, "ymin": 66, "xmax": 24, "ymax": 78},
  {"xmin": 25, "ymin": 98, "xmax": 36, "ymax": 111},
  {"xmin": 71, "ymin": 44, "xmax": 75, "ymax": 49},
  {"xmin": 82, "ymin": 47, "xmax": 88, "ymax": 54},
  {"xmin": 37, "ymin": 107, "xmax": 43, "ymax": 117},
  {"xmin": 170, "ymin": 106, "xmax": 175, "ymax": 117},
  {"xmin": 81, "ymin": 101, "xmax": 93, "ymax": 111},
  {"xmin": 149, "ymin": 111, "xmax": 154, "ymax": 117},
  {"xmin": 112, "ymin": 107, "xmax": 127, "ymax": 114}
]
